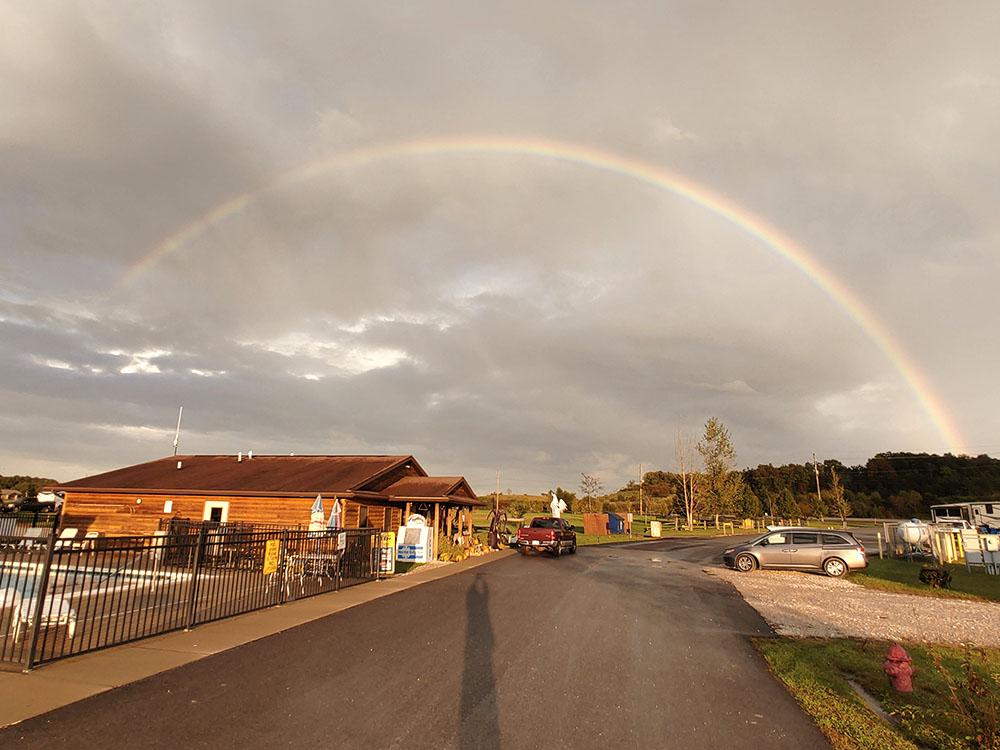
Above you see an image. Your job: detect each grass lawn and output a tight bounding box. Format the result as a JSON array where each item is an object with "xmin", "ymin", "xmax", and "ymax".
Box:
[
  {"xmin": 756, "ymin": 637, "xmax": 1000, "ymax": 750},
  {"xmin": 850, "ymin": 558, "xmax": 1000, "ymax": 603},
  {"xmin": 470, "ymin": 509, "xmax": 739, "ymax": 546}
]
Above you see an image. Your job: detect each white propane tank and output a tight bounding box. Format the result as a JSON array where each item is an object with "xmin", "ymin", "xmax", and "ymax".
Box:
[{"xmin": 896, "ymin": 519, "xmax": 930, "ymax": 546}]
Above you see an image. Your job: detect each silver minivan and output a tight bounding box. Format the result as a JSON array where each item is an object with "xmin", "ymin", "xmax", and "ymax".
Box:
[{"xmin": 721, "ymin": 528, "xmax": 867, "ymax": 577}]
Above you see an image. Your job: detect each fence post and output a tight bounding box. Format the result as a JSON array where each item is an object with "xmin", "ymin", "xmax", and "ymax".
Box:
[
  {"xmin": 184, "ymin": 527, "xmax": 207, "ymax": 630},
  {"xmin": 24, "ymin": 524, "xmax": 58, "ymax": 671},
  {"xmin": 334, "ymin": 532, "xmax": 343, "ymax": 593},
  {"xmin": 278, "ymin": 529, "xmax": 288, "ymax": 605}
]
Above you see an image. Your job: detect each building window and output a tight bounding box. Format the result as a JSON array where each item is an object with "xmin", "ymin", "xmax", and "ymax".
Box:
[
  {"xmin": 358, "ymin": 505, "xmax": 369, "ymax": 528},
  {"xmin": 202, "ymin": 501, "xmax": 229, "ymax": 523}
]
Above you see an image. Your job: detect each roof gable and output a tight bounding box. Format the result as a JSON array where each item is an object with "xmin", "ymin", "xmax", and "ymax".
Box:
[{"xmin": 384, "ymin": 476, "xmax": 478, "ymax": 501}]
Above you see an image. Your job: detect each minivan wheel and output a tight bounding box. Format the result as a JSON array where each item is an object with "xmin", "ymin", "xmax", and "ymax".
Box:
[
  {"xmin": 824, "ymin": 558, "xmax": 847, "ymax": 577},
  {"xmin": 735, "ymin": 553, "xmax": 757, "ymax": 572}
]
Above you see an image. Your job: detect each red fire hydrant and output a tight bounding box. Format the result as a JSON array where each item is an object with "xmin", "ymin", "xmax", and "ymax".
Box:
[{"xmin": 883, "ymin": 643, "xmax": 914, "ymax": 692}]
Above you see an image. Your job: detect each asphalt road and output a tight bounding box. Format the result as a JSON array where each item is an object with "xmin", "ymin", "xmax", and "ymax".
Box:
[{"xmin": 3, "ymin": 536, "xmax": 829, "ymax": 749}]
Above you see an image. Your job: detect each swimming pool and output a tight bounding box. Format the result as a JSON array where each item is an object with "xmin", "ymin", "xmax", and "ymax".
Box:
[{"xmin": 0, "ymin": 563, "xmax": 179, "ymax": 602}]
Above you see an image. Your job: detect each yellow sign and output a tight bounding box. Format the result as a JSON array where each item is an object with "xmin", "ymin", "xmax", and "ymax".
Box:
[
  {"xmin": 379, "ymin": 531, "xmax": 396, "ymax": 575},
  {"xmin": 263, "ymin": 539, "xmax": 281, "ymax": 575}
]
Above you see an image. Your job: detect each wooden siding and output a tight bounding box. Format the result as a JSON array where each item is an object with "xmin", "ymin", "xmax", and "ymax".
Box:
[{"xmin": 60, "ymin": 491, "xmax": 398, "ymax": 536}]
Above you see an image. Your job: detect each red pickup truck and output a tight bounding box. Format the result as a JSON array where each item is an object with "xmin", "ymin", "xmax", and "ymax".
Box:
[{"xmin": 517, "ymin": 517, "xmax": 577, "ymax": 556}]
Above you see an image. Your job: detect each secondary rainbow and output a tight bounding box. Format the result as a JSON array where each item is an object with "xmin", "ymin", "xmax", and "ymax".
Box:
[{"xmin": 121, "ymin": 135, "xmax": 965, "ymax": 452}]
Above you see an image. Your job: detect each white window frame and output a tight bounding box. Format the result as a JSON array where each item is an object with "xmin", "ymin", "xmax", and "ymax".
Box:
[{"xmin": 202, "ymin": 501, "xmax": 230, "ymax": 523}]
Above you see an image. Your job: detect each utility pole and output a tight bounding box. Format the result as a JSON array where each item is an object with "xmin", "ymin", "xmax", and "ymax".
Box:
[
  {"xmin": 638, "ymin": 463, "xmax": 643, "ymax": 519},
  {"xmin": 812, "ymin": 452, "xmax": 823, "ymax": 517}
]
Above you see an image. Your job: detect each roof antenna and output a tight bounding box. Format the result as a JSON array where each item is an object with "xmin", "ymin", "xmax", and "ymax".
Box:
[{"xmin": 172, "ymin": 406, "xmax": 183, "ymax": 456}]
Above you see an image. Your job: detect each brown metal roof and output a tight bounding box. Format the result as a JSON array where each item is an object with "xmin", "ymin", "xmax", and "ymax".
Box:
[
  {"xmin": 56, "ymin": 455, "xmax": 419, "ymax": 495},
  {"xmin": 384, "ymin": 476, "xmax": 483, "ymax": 504},
  {"xmin": 384, "ymin": 476, "xmax": 463, "ymax": 497}
]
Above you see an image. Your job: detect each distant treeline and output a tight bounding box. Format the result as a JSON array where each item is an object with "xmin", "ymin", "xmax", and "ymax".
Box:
[
  {"xmin": 483, "ymin": 452, "xmax": 1000, "ymax": 520},
  {"xmin": 0, "ymin": 474, "xmax": 59, "ymax": 498},
  {"xmin": 641, "ymin": 452, "xmax": 1000, "ymax": 519}
]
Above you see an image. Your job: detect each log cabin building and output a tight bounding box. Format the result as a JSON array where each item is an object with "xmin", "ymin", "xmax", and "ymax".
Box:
[{"xmin": 54, "ymin": 454, "xmax": 483, "ymax": 545}]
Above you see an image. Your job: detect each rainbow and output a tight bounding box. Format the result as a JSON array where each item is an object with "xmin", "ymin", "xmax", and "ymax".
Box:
[{"xmin": 121, "ymin": 135, "xmax": 965, "ymax": 452}]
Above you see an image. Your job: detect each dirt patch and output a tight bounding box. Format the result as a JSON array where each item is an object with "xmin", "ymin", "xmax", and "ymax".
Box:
[{"xmin": 712, "ymin": 567, "xmax": 1000, "ymax": 646}]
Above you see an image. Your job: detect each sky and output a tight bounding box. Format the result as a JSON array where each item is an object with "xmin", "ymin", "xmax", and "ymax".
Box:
[{"xmin": 2, "ymin": 2, "xmax": 999, "ymax": 492}]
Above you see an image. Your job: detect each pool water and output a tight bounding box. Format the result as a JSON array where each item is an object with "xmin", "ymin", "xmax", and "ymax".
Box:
[{"xmin": 0, "ymin": 566, "xmax": 129, "ymax": 602}]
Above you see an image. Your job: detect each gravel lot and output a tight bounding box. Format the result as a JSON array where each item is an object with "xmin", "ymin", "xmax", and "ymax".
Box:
[{"xmin": 712, "ymin": 568, "xmax": 1000, "ymax": 646}]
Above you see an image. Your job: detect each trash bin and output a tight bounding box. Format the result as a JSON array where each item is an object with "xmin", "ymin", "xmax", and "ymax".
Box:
[
  {"xmin": 606, "ymin": 511, "xmax": 625, "ymax": 534},
  {"xmin": 649, "ymin": 520, "xmax": 662, "ymax": 538}
]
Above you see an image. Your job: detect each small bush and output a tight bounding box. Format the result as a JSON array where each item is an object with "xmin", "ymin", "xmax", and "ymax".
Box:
[
  {"xmin": 934, "ymin": 649, "xmax": 1000, "ymax": 750},
  {"xmin": 507, "ymin": 500, "xmax": 530, "ymax": 518},
  {"xmin": 919, "ymin": 566, "xmax": 953, "ymax": 589}
]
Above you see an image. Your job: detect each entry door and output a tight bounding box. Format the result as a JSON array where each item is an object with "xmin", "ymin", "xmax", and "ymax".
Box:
[
  {"xmin": 786, "ymin": 532, "xmax": 823, "ymax": 568},
  {"xmin": 757, "ymin": 533, "xmax": 791, "ymax": 567}
]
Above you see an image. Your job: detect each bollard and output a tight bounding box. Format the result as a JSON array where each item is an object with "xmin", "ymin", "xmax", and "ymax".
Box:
[{"xmin": 883, "ymin": 644, "xmax": 914, "ymax": 692}]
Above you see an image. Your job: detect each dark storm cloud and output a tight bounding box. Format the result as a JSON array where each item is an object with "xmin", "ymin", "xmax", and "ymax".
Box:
[{"xmin": 2, "ymin": 2, "xmax": 998, "ymax": 489}]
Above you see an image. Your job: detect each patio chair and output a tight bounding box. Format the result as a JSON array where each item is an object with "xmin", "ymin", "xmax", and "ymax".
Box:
[
  {"xmin": 17, "ymin": 528, "xmax": 48, "ymax": 550},
  {"xmin": 54, "ymin": 528, "xmax": 79, "ymax": 550},
  {"xmin": 9, "ymin": 589, "xmax": 77, "ymax": 642},
  {"xmin": 78, "ymin": 531, "xmax": 101, "ymax": 550}
]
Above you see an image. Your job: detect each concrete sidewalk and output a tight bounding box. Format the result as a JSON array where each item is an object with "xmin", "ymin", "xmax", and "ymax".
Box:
[{"xmin": 0, "ymin": 550, "xmax": 514, "ymax": 728}]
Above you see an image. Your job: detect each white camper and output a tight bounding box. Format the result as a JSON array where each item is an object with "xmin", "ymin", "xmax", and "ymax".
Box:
[{"xmin": 930, "ymin": 502, "xmax": 1000, "ymax": 531}]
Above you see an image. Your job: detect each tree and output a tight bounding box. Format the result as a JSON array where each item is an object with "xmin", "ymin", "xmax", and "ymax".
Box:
[
  {"xmin": 760, "ymin": 489, "xmax": 778, "ymax": 517},
  {"xmin": 548, "ymin": 487, "xmax": 576, "ymax": 512},
  {"xmin": 674, "ymin": 429, "xmax": 701, "ymax": 530},
  {"xmin": 888, "ymin": 490, "xmax": 923, "ymax": 518},
  {"xmin": 737, "ymin": 485, "xmax": 762, "ymax": 517},
  {"xmin": 579, "ymin": 473, "xmax": 603, "ymax": 512},
  {"xmin": 776, "ymin": 488, "xmax": 799, "ymax": 517},
  {"xmin": 828, "ymin": 466, "xmax": 851, "ymax": 527},
  {"xmin": 696, "ymin": 417, "xmax": 745, "ymax": 517}
]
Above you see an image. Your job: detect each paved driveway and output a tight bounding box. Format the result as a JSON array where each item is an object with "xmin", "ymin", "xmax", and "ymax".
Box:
[{"xmin": 2, "ymin": 536, "xmax": 827, "ymax": 749}]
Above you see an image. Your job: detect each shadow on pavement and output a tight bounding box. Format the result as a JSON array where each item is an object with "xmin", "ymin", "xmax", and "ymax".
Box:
[{"xmin": 458, "ymin": 573, "xmax": 500, "ymax": 750}]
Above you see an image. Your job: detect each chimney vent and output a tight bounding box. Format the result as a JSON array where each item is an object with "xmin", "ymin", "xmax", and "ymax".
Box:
[
  {"xmin": 248, "ymin": 450, "xmax": 253, "ymax": 459},
  {"xmin": 238, "ymin": 451, "xmax": 243, "ymax": 463},
  {"xmin": 176, "ymin": 460, "xmax": 183, "ymax": 470}
]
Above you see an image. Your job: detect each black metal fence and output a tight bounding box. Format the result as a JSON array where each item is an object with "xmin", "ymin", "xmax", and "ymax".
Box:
[
  {"xmin": 0, "ymin": 525, "xmax": 379, "ymax": 670},
  {"xmin": 157, "ymin": 518, "xmax": 312, "ymax": 535},
  {"xmin": 0, "ymin": 511, "xmax": 58, "ymax": 538}
]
